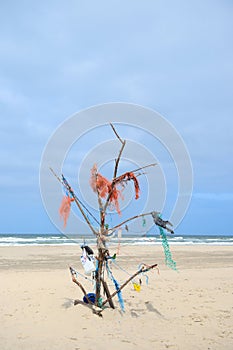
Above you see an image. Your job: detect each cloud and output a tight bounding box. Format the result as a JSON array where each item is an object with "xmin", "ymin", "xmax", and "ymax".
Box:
[{"xmin": 0, "ymin": 0, "xmax": 232, "ymax": 233}]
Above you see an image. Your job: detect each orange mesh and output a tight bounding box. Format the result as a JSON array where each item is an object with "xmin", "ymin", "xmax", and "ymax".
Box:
[
  {"xmin": 115, "ymin": 172, "xmax": 140, "ymax": 199},
  {"xmin": 90, "ymin": 165, "xmax": 140, "ymax": 215},
  {"xmin": 59, "ymin": 196, "xmax": 74, "ymax": 227},
  {"xmin": 90, "ymin": 164, "xmax": 122, "ymax": 214}
]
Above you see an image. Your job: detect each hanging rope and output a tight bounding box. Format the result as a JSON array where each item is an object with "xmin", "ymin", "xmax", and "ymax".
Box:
[
  {"xmin": 142, "ymin": 216, "xmax": 146, "ymax": 227},
  {"xmin": 137, "ymin": 263, "xmax": 149, "ymax": 285},
  {"xmin": 111, "ymin": 259, "xmax": 141, "ymax": 292},
  {"xmin": 159, "ymin": 227, "xmax": 177, "ymax": 271},
  {"xmin": 71, "ymin": 266, "xmax": 93, "ymax": 283},
  {"xmin": 106, "ymin": 261, "xmax": 125, "ymax": 312}
]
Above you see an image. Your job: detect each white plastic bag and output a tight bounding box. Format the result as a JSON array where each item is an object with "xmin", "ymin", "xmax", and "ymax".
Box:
[{"xmin": 80, "ymin": 247, "xmax": 96, "ymax": 275}]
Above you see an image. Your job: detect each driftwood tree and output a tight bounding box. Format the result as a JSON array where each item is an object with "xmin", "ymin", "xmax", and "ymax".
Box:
[{"xmin": 51, "ymin": 123, "xmax": 174, "ymax": 316}]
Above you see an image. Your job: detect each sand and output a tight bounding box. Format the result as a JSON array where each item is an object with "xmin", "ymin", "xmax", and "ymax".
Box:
[{"xmin": 0, "ymin": 244, "xmax": 233, "ymax": 350}]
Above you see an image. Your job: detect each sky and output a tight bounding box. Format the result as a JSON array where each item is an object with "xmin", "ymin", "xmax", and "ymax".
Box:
[{"xmin": 0, "ymin": 0, "xmax": 232, "ymax": 235}]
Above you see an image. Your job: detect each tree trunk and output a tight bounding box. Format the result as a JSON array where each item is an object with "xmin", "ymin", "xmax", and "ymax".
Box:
[
  {"xmin": 95, "ymin": 246, "xmax": 104, "ymax": 307},
  {"xmin": 101, "ymin": 277, "xmax": 115, "ymax": 309}
]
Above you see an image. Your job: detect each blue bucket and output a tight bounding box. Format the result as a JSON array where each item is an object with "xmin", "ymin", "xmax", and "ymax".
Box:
[{"xmin": 83, "ymin": 293, "xmax": 96, "ymax": 304}]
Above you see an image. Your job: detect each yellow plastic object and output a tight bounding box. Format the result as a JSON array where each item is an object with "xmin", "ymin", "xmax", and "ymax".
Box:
[{"xmin": 133, "ymin": 283, "xmax": 141, "ymax": 292}]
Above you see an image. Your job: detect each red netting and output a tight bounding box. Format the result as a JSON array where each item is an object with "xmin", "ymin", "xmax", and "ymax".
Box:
[
  {"xmin": 59, "ymin": 196, "xmax": 74, "ymax": 227},
  {"xmin": 115, "ymin": 172, "xmax": 140, "ymax": 199},
  {"xmin": 90, "ymin": 164, "xmax": 122, "ymax": 214},
  {"xmin": 90, "ymin": 165, "xmax": 140, "ymax": 215}
]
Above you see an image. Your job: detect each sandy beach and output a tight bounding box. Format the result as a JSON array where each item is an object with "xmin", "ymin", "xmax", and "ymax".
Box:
[{"xmin": 1, "ymin": 244, "xmax": 233, "ymax": 350}]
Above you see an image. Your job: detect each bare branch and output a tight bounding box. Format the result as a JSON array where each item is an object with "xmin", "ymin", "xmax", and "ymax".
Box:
[
  {"xmin": 111, "ymin": 212, "xmax": 154, "ymax": 232},
  {"xmin": 113, "ymin": 140, "xmax": 126, "ymax": 179},
  {"xmin": 110, "ymin": 123, "xmax": 124, "ymax": 144},
  {"xmin": 72, "ymin": 196, "xmax": 98, "ymax": 236},
  {"xmin": 113, "ymin": 163, "xmax": 157, "ymax": 180},
  {"xmin": 50, "ymin": 168, "xmax": 97, "ymax": 236},
  {"xmin": 69, "ymin": 267, "xmax": 88, "ymax": 297},
  {"xmin": 73, "ymin": 299, "xmax": 103, "ymax": 317},
  {"xmin": 110, "ymin": 123, "xmax": 126, "ymax": 178},
  {"xmin": 104, "ymin": 162, "xmax": 156, "ymax": 214},
  {"xmin": 103, "ymin": 124, "xmax": 126, "ymax": 213}
]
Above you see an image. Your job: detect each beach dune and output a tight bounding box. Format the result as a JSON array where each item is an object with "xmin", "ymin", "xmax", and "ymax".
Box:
[{"xmin": 1, "ymin": 245, "xmax": 233, "ymax": 350}]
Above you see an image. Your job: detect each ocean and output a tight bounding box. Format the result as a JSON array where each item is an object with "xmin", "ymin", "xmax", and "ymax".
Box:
[{"xmin": 0, "ymin": 233, "xmax": 233, "ymax": 246}]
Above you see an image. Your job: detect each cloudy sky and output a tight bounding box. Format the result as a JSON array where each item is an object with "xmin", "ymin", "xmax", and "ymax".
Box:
[{"xmin": 0, "ymin": 0, "xmax": 232, "ymax": 235}]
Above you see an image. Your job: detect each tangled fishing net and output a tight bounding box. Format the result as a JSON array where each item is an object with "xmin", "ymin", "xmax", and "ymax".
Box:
[
  {"xmin": 159, "ymin": 227, "xmax": 177, "ymax": 271},
  {"xmin": 90, "ymin": 164, "xmax": 140, "ymax": 215},
  {"xmin": 59, "ymin": 196, "xmax": 74, "ymax": 227}
]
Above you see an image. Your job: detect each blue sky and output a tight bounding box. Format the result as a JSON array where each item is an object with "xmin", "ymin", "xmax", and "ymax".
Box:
[{"xmin": 0, "ymin": 0, "xmax": 232, "ymax": 235}]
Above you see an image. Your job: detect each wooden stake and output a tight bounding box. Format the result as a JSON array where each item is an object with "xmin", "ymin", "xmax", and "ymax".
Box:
[{"xmin": 101, "ymin": 277, "xmax": 115, "ymax": 309}]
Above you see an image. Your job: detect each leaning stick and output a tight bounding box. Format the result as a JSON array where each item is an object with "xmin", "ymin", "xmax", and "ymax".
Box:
[
  {"xmin": 69, "ymin": 267, "xmax": 93, "ymax": 306},
  {"xmin": 50, "ymin": 168, "xmax": 97, "ymax": 236},
  {"xmin": 113, "ymin": 139, "xmax": 126, "ymax": 179},
  {"xmin": 113, "ymin": 163, "xmax": 157, "ymax": 181},
  {"xmin": 101, "ymin": 263, "xmax": 158, "ymax": 308},
  {"xmin": 101, "ymin": 278, "xmax": 115, "ymax": 309},
  {"xmin": 73, "ymin": 299, "xmax": 103, "ymax": 317},
  {"xmin": 110, "ymin": 123, "xmax": 124, "ymax": 145},
  {"xmin": 111, "ymin": 212, "xmax": 154, "ymax": 232}
]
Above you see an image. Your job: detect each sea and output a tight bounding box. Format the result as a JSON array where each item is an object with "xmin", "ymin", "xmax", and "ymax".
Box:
[{"xmin": 0, "ymin": 233, "xmax": 233, "ymax": 247}]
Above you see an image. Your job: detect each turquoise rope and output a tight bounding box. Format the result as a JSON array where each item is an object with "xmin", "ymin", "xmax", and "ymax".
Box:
[
  {"xmin": 159, "ymin": 226, "xmax": 177, "ymax": 271},
  {"xmin": 106, "ymin": 261, "xmax": 125, "ymax": 312}
]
